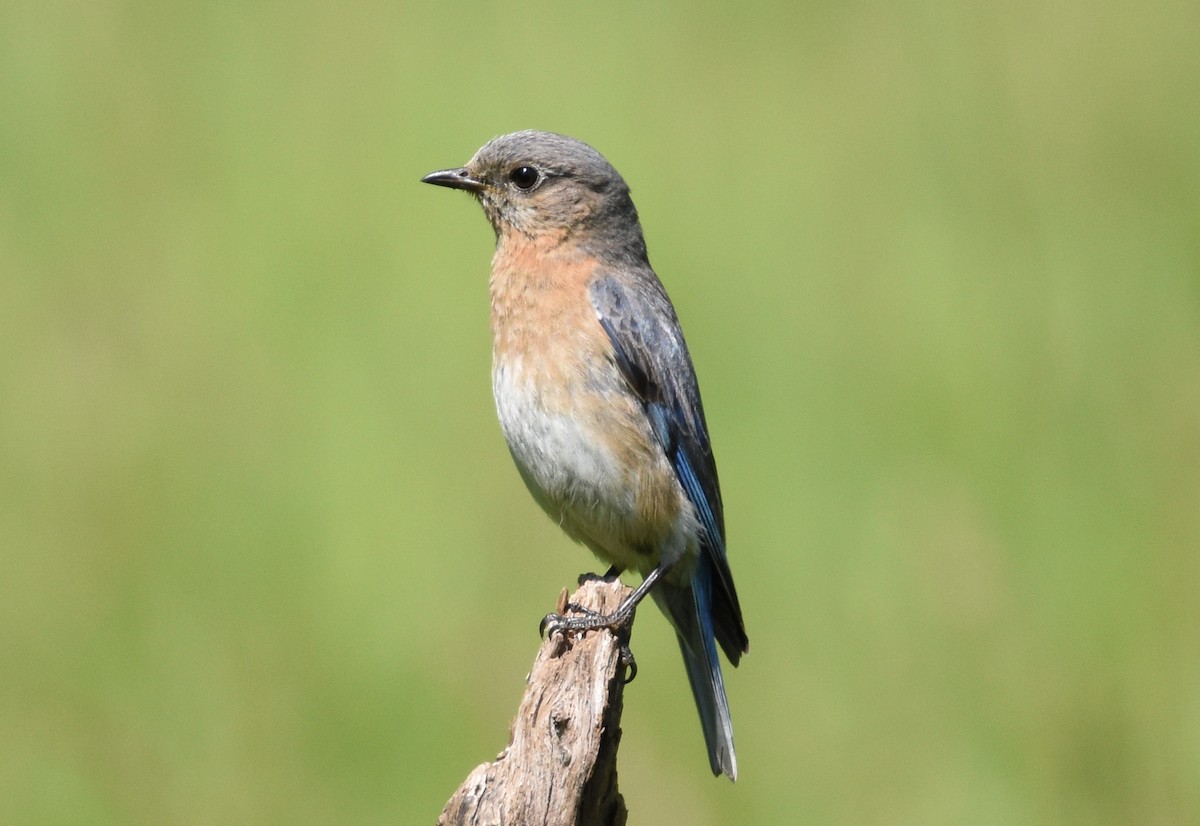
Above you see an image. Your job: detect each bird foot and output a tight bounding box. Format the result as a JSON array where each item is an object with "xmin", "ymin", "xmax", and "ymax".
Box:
[
  {"xmin": 538, "ymin": 602, "xmax": 633, "ymax": 637},
  {"xmin": 539, "ymin": 601, "xmax": 638, "ymax": 682},
  {"xmin": 619, "ymin": 642, "xmax": 638, "ymax": 684}
]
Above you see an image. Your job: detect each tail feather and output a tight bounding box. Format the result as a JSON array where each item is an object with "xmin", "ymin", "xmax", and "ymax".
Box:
[{"xmin": 651, "ymin": 559, "xmax": 738, "ymax": 779}]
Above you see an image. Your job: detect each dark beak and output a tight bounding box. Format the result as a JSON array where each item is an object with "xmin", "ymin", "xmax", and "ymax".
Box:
[{"xmin": 421, "ymin": 167, "xmax": 485, "ymax": 192}]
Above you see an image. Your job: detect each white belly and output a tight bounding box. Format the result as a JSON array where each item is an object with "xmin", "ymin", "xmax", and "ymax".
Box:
[{"xmin": 491, "ymin": 357, "xmax": 687, "ymax": 573}]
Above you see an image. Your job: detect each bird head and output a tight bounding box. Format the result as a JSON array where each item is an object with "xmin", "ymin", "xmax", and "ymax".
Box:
[{"xmin": 422, "ymin": 130, "xmax": 646, "ymax": 261}]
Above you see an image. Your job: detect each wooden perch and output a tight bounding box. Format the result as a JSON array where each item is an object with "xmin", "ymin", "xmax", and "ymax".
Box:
[{"xmin": 438, "ymin": 577, "xmax": 634, "ymax": 826}]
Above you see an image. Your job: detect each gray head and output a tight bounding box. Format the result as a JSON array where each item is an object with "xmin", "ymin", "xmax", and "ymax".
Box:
[{"xmin": 422, "ymin": 130, "xmax": 648, "ymax": 263}]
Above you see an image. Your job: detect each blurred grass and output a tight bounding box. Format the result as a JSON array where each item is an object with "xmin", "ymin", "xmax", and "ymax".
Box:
[{"xmin": 1, "ymin": 0, "xmax": 1198, "ymax": 823}]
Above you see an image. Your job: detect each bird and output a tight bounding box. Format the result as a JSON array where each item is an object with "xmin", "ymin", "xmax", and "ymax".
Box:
[{"xmin": 421, "ymin": 130, "xmax": 748, "ymax": 779}]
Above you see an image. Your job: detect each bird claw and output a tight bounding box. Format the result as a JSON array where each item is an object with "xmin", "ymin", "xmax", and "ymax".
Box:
[
  {"xmin": 540, "ymin": 602, "xmax": 638, "ymax": 682},
  {"xmin": 539, "ymin": 611, "xmax": 566, "ymax": 639},
  {"xmin": 619, "ymin": 642, "xmax": 637, "ymax": 683}
]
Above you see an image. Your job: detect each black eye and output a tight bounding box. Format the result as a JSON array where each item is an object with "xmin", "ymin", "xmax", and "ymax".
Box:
[{"xmin": 509, "ymin": 165, "xmax": 540, "ymax": 190}]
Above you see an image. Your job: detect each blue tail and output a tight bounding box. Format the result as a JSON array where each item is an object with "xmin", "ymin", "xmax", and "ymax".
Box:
[{"xmin": 652, "ymin": 557, "xmax": 737, "ymax": 779}]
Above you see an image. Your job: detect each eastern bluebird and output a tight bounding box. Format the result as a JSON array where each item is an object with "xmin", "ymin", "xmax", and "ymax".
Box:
[{"xmin": 422, "ymin": 131, "xmax": 749, "ymax": 779}]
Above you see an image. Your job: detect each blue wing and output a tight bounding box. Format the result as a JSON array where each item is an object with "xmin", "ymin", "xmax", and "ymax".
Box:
[
  {"xmin": 590, "ymin": 269, "xmax": 748, "ymax": 777},
  {"xmin": 589, "ymin": 271, "xmax": 747, "ymax": 663}
]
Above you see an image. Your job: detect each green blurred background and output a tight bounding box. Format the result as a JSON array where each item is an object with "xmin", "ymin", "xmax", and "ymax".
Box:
[{"xmin": 2, "ymin": 1, "xmax": 1197, "ymax": 823}]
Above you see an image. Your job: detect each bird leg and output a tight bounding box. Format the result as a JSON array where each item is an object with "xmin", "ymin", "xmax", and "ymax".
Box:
[
  {"xmin": 539, "ymin": 565, "xmax": 667, "ymax": 683},
  {"xmin": 540, "ymin": 565, "xmax": 664, "ymax": 639}
]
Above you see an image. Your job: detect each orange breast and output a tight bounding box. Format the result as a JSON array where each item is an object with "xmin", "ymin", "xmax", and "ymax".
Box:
[
  {"xmin": 487, "ymin": 233, "xmax": 689, "ymax": 571},
  {"xmin": 489, "ymin": 234, "xmax": 607, "ymax": 391}
]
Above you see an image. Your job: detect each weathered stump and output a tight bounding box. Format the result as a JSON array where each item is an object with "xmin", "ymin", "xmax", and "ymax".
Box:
[{"xmin": 437, "ymin": 578, "xmax": 633, "ymax": 826}]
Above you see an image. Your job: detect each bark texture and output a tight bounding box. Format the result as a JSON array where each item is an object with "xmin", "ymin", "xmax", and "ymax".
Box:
[{"xmin": 437, "ymin": 578, "xmax": 632, "ymax": 826}]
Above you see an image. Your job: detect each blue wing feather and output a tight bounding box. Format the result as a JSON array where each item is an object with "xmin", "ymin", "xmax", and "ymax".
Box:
[
  {"xmin": 590, "ymin": 270, "xmax": 749, "ymax": 778},
  {"xmin": 589, "ymin": 273, "xmax": 747, "ymax": 662},
  {"xmin": 671, "ymin": 441, "xmax": 724, "ymax": 561}
]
